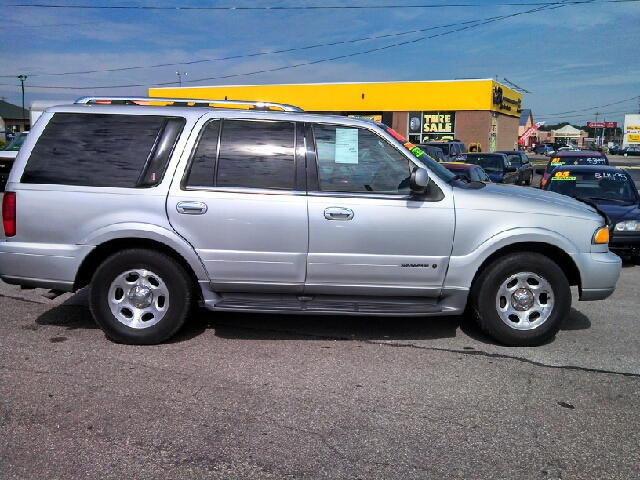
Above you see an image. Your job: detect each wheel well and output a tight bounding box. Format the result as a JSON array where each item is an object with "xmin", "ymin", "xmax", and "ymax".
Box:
[
  {"xmin": 470, "ymin": 242, "xmax": 581, "ymax": 292},
  {"xmin": 74, "ymin": 238, "xmax": 203, "ymax": 298}
]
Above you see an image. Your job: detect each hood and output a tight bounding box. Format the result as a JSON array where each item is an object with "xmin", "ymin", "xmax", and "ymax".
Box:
[
  {"xmin": 486, "ymin": 172, "xmax": 505, "ymax": 183},
  {"xmin": 585, "ymin": 201, "xmax": 640, "ymax": 224},
  {"xmin": 453, "ymin": 182, "xmax": 601, "ymax": 220}
]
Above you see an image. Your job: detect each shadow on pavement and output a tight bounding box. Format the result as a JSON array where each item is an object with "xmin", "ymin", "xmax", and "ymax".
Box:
[{"xmin": 33, "ymin": 288, "xmax": 592, "ymax": 345}]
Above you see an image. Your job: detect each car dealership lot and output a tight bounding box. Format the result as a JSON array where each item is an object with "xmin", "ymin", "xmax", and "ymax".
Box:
[{"xmin": 1, "ymin": 159, "xmax": 639, "ymax": 478}]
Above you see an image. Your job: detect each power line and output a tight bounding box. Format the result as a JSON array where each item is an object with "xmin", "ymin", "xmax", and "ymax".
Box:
[
  {"xmin": 0, "ymin": 0, "xmax": 571, "ymax": 89},
  {"xmin": 0, "ymin": 15, "xmax": 514, "ymax": 79},
  {"xmin": 2, "ymin": 0, "xmax": 635, "ymax": 10},
  {"xmin": 536, "ymin": 96, "xmax": 640, "ymax": 116}
]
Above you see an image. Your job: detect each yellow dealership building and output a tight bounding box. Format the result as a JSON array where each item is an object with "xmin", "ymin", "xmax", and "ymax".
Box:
[{"xmin": 150, "ymin": 79, "xmax": 523, "ymax": 152}]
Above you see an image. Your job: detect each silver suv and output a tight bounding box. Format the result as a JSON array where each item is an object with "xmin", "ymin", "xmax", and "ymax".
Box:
[{"xmin": 0, "ymin": 97, "xmax": 621, "ymax": 346}]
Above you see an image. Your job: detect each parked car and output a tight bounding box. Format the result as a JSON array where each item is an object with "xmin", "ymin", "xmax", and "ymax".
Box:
[
  {"xmin": 441, "ymin": 162, "xmax": 491, "ymax": 182},
  {"xmin": 536, "ymin": 151, "xmax": 608, "ymax": 189},
  {"xmin": 607, "ymin": 145, "xmax": 622, "ymax": 155},
  {"xmin": 417, "ymin": 144, "xmax": 445, "ymax": 163},
  {"xmin": 0, "ymin": 132, "xmax": 28, "ymax": 191},
  {"xmin": 621, "ymin": 146, "xmax": 640, "ymax": 157},
  {"xmin": 496, "ymin": 150, "xmax": 533, "ymax": 186},
  {"xmin": 418, "ymin": 140, "xmax": 467, "ymax": 162},
  {"xmin": 556, "ymin": 145, "xmax": 581, "ymax": 152},
  {"xmin": 535, "ymin": 144, "xmax": 554, "ymax": 155},
  {"xmin": 542, "ymin": 165, "xmax": 640, "ymax": 263},
  {"xmin": 0, "ymin": 96, "xmax": 621, "ymax": 347},
  {"xmin": 464, "ymin": 153, "xmax": 520, "ymax": 184}
]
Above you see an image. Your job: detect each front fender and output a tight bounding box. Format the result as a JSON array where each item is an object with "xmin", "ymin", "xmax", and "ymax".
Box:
[{"xmin": 444, "ymin": 227, "xmax": 580, "ymax": 290}]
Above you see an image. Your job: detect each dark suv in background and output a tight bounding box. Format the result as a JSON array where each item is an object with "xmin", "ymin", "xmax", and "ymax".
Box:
[
  {"xmin": 419, "ymin": 140, "xmax": 467, "ymax": 162},
  {"xmin": 496, "ymin": 150, "xmax": 533, "ymax": 185}
]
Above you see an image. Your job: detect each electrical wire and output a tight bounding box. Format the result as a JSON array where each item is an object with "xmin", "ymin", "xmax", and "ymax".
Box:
[
  {"xmin": 0, "ymin": 0, "xmax": 570, "ymax": 88},
  {"xmin": 1, "ymin": 0, "xmax": 636, "ymax": 10}
]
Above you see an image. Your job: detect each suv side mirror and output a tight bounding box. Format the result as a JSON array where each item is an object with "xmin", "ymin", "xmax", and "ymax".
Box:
[
  {"xmin": 410, "ymin": 167, "xmax": 430, "ymax": 195},
  {"xmin": 506, "ymin": 165, "xmax": 517, "ymax": 172}
]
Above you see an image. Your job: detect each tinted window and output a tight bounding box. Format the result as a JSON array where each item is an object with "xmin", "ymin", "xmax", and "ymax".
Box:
[
  {"xmin": 186, "ymin": 120, "xmax": 220, "ymax": 188},
  {"xmin": 186, "ymin": 119, "xmax": 296, "ymax": 190},
  {"xmin": 22, "ymin": 113, "xmax": 179, "ymax": 187},
  {"xmin": 546, "ymin": 170, "xmax": 637, "ymax": 202},
  {"xmin": 314, "ymin": 124, "xmax": 412, "ymax": 194},
  {"xmin": 466, "ymin": 155, "xmax": 505, "ymax": 172}
]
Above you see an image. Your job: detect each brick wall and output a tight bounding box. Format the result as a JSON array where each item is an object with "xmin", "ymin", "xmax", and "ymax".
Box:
[
  {"xmin": 496, "ymin": 114, "xmax": 520, "ymax": 151},
  {"xmin": 456, "ymin": 111, "xmax": 491, "ymax": 151}
]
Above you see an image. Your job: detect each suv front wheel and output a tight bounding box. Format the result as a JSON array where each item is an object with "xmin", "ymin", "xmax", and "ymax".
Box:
[
  {"xmin": 89, "ymin": 249, "xmax": 194, "ymax": 344},
  {"xmin": 470, "ymin": 253, "xmax": 571, "ymax": 346}
]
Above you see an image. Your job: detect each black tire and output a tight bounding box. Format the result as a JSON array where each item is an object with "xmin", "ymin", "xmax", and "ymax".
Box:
[
  {"xmin": 89, "ymin": 249, "xmax": 193, "ymax": 345},
  {"xmin": 524, "ymin": 174, "xmax": 532, "ymax": 186},
  {"xmin": 470, "ymin": 253, "xmax": 571, "ymax": 346}
]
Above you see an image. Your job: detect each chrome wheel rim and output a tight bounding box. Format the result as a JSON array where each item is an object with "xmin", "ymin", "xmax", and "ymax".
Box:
[
  {"xmin": 495, "ymin": 271, "xmax": 554, "ymax": 330},
  {"xmin": 108, "ymin": 269, "xmax": 169, "ymax": 329}
]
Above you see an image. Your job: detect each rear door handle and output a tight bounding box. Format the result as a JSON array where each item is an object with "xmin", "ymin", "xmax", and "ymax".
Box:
[
  {"xmin": 176, "ymin": 201, "xmax": 208, "ymax": 215},
  {"xmin": 324, "ymin": 207, "xmax": 354, "ymax": 221}
]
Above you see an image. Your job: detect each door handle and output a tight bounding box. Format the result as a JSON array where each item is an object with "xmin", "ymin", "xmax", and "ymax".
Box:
[
  {"xmin": 176, "ymin": 201, "xmax": 208, "ymax": 215},
  {"xmin": 324, "ymin": 207, "xmax": 354, "ymax": 221}
]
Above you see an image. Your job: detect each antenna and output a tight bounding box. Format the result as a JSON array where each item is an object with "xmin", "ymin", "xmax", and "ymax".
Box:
[{"xmin": 503, "ymin": 78, "xmax": 531, "ymax": 94}]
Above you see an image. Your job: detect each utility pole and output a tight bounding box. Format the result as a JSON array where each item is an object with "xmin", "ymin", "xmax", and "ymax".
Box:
[{"xmin": 18, "ymin": 75, "xmax": 27, "ymax": 128}]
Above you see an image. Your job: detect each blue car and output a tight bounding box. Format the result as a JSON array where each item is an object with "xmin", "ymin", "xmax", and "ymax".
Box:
[
  {"xmin": 464, "ymin": 153, "xmax": 520, "ymax": 184},
  {"xmin": 543, "ymin": 165, "xmax": 640, "ymax": 262}
]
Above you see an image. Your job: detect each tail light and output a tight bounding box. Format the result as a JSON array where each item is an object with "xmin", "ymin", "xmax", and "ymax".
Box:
[{"xmin": 3, "ymin": 192, "xmax": 16, "ymax": 237}]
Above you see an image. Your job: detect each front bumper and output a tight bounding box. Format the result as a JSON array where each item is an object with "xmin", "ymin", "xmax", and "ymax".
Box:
[
  {"xmin": 572, "ymin": 251, "xmax": 622, "ymax": 301},
  {"xmin": 609, "ymin": 231, "xmax": 640, "ymax": 257}
]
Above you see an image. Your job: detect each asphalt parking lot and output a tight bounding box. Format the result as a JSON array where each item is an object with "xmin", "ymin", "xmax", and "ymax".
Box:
[{"xmin": 1, "ymin": 155, "xmax": 639, "ymax": 479}]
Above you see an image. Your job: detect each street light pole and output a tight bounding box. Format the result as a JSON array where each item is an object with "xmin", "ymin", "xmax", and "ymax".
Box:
[
  {"xmin": 176, "ymin": 71, "xmax": 187, "ymax": 87},
  {"xmin": 18, "ymin": 75, "xmax": 27, "ymax": 128}
]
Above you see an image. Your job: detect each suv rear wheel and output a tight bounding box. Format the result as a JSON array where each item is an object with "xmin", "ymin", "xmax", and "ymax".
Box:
[
  {"xmin": 89, "ymin": 249, "xmax": 193, "ymax": 344},
  {"xmin": 470, "ymin": 253, "xmax": 571, "ymax": 346}
]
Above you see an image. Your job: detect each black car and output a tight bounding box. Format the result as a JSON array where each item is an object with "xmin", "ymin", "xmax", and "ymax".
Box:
[
  {"xmin": 464, "ymin": 153, "xmax": 519, "ymax": 184},
  {"xmin": 419, "ymin": 140, "xmax": 467, "ymax": 162},
  {"xmin": 496, "ymin": 150, "xmax": 533, "ymax": 185},
  {"xmin": 621, "ymin": 146, "xmax": 640, "ymax": 157},
  {"xmin": 418, "ymin": 145, "xmax": 445, "ymax": 162},
  {"xmin": 542, "ymin": 165, "xmax": 640, "ymax": 262}
]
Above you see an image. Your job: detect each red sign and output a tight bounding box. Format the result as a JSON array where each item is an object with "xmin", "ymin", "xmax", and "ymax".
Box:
[
  {"xmin": 587, "ymin": 122, "xmax": 617, "ymax": 128},
  {"xmin": 518, "ymin": 121, "xmax": 545, "ymax": 145}
]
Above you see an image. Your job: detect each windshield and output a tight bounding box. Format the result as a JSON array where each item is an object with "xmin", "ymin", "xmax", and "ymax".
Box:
[
  {"xmin": 466, "ymin": 155, "xmax": 504, "ymax": 173},
  {"xmin": 546, "ymin": 170, "xmax": 637, "ymax": 203},
  {"xmin": 547, "ymin": 155, "xmax": 607, "ymax": 174},
  {"xmin": 503, "ymin": 153, "xmax": 522, "ymax": 165},
  {"xmin": 4, "ymin": 132, "xmax": 28, "ymax": 151}
]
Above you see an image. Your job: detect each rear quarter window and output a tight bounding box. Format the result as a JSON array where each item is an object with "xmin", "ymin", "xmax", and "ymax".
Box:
[{"xmin": 21, "ymin": 112, "xmax": 184, "ymax": 188}]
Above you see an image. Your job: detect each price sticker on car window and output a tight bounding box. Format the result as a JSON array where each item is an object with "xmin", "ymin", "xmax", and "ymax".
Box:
[{"xmin": 552, "ymin": 171, "xmax": 576, "ymax": 180}]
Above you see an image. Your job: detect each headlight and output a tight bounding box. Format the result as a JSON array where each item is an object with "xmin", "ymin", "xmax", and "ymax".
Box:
[
  {"xmin": 592, "ymin": 226, "xmax": 609, "ymax": 244},
  {"xmin": 614, "ymin": 220, "xmax": 640, "ymax": 231}
]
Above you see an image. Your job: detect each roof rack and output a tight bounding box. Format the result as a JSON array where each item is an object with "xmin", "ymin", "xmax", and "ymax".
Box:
[{"xmin": 74, "ymin": 96, "xmax": 304, "ymax": 112}]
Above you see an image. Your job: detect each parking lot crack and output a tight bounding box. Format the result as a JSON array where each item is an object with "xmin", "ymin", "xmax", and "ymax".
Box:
[{"xmin": 365, "ymin": 340, "xmax": 640, "ymax": 378}]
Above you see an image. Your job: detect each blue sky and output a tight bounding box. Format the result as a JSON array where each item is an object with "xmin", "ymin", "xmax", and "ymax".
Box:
[{"xmin": 1, "ymin": 0, "xmax": 638, "ymax": 127}]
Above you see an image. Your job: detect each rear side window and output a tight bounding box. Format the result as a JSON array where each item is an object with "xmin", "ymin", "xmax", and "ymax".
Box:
[
  {"xmin": 186, "ymin": 119, "xmax": 296, "ymax": 190},
  {"xmin": 22, "ymin": 113, "xmax": 184, "ymax": 188}
]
